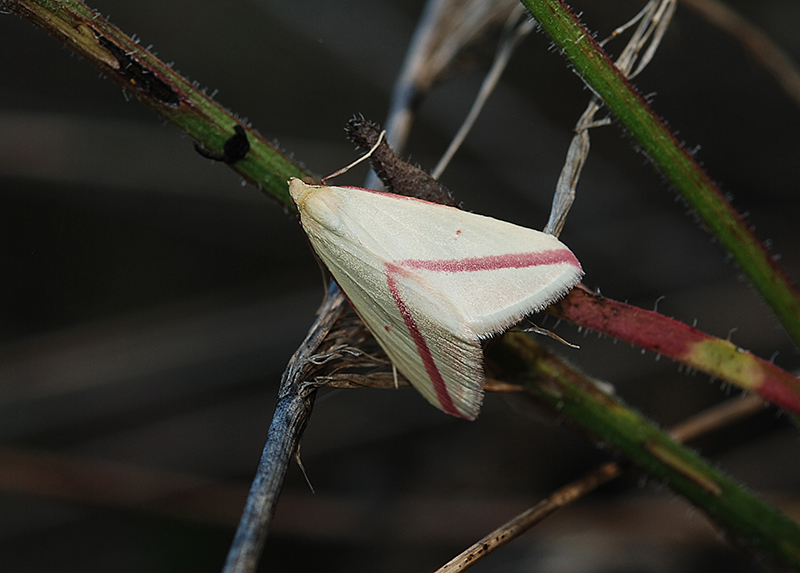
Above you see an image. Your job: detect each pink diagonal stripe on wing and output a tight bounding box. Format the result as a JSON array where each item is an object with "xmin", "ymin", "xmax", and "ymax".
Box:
[
  {"xmin": 385, "ymin": 263, "xmax": 463, "ymax": 418},
  {"xmin": 382, "ymin": 248, "xmax": 579, "ymax": 419},
  {"xmin": 397, "ymin": 249, "xmax": 580, "ymax": 273}
]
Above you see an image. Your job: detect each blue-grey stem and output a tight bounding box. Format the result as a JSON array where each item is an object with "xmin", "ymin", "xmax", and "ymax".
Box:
[{"xmin": 222, "ymin": 282, "xmax": 347, "ymax": 573}]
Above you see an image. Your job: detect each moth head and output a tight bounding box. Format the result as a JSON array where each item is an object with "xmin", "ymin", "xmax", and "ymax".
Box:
[
  {"xmin": 288, "ymin": 178, "xmax": 347, "ymax": 235},
  {"xmin": 288, "ymin": 177, "xmax": 317, "ymax": 210}
]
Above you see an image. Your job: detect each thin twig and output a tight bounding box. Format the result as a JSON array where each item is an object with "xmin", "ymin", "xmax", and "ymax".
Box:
[
  {"xmin": 379, "ymin": 0, "xmax": 449, "ymax": 159},
  {"xmin": 435, "ymin": 394, "xmax": 767, "ymax": 572},
  {"xmin": 525, "ymin": 0, "xmax": 800, "ymax": 347},
  {"xmin": 367, "ymin": 0, "xmax": 519, "ymax": 188},
  {"xmin": 669, "ymin": 394, "xmax": 767, "ymax": 443},
  {"xmin": 431, "ymin": 6, "xmax": 535, "ymax": 179},
  {"xmin": 222, "ymin": 283, "xmax": 346, "ymax": 572},
  {"xmin": 680, "ymin": 0, "xmax": 800, "ymax": 110},
  {"xmin": 223, "ymin": 120, "xmax": 433, "ymax": 572},
  {"xmin": 544, "ymin": 0, "xmax": 676, "ymax": 235},
  {"xmin": 223, "ymin": 272, "xmax": 402, "ymax": 573}
]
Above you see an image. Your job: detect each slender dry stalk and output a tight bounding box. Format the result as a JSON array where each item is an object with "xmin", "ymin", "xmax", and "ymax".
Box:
[
  {"xmin": 680, "ymin": 0, "xmax": 800, "ymax": 109},
  {"xmin": 434, "ymin": 394, "xmax": 767, "ymax": 573}
]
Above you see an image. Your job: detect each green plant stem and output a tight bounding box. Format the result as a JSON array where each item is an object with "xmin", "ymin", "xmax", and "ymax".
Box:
[
  {"xmin": 493, "ymin": 333, "xmax": 800, "ymax": 569},
  {"xmin": 6, "ymin": 0, "xmax": 308, "ymax": 207},
  {"xmin": 521, "ymin": 0, "xmax": 800, "ymax": 349},
  {"xmin": 9, "ymin": 2, "xmax": 800, "ymax": 567},
  {"xmin": 550, "ymin": 285, "xmax": 800, "ymax": 416}
]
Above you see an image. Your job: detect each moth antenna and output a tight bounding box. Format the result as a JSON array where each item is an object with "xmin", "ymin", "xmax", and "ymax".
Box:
[
  {"xmin": 294, "ymin": 450, "xmax": 315, "ymax": 494},
  {"xmin": 392, "ymin": 364, "xmax": 399, "ymax": 389},
  {"xmin": 523, "ymin": 323, "xmax": 580, "ymax": 349},
  {"xmin": 322, "ymin": 130, "xmax": 386, "ymax": 183}
]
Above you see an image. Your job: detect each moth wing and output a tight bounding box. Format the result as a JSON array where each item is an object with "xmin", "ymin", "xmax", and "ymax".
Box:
[
  {"xmin": 290, "ymin": 180, "xmax": 583, "ymax": 419},
  {"xmin": 319, "ymin": 185, "xmax": 583, "ymax": 337},
  {"xmin": 310, "ymin": 236, "xmax": 485, "ymax": 419}
]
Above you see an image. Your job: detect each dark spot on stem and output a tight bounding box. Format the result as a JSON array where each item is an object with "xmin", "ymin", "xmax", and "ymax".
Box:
[
  {"xmin": 97, "ymin": 36, "xmax": 180, "ymax": 107},
  {"xmin": 195, "ymin": 125, "xmax": 250, "ymax": 164}
]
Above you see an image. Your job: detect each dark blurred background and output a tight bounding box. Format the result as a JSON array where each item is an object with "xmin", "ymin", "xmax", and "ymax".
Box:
[{"xmin": 0, "ymin": 0, "xmax": 798, "ymax": 571}]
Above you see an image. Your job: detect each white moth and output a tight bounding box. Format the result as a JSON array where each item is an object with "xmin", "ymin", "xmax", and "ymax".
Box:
[{"xmin": 289, "ymin": 178, "xmax": 583, "ymax": 419}]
